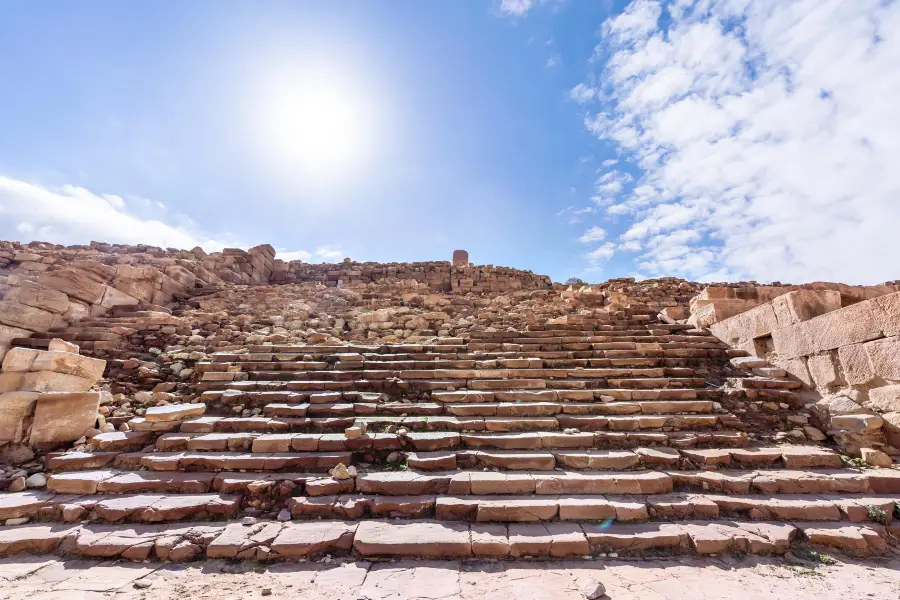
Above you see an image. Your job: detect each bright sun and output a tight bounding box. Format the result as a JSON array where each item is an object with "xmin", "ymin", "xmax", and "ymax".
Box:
[{"xmin": 256, "ymin": 69, "xmax": 373, "ymax": 184}]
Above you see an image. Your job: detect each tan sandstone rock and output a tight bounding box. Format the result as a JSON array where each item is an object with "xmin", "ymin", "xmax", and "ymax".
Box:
[{"xmin": 29, "ymin": 391, "xmax": 107, "ymax": 445}]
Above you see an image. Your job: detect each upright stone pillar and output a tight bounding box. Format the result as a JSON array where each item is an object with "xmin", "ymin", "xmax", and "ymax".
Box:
[{"xmin": 452, "ymin": 250, "xmax": 469, "ymax": 267}]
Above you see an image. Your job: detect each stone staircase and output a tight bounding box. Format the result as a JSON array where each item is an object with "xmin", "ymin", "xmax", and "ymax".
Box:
[
  {"xmin": 1, "ymin": 309, "xmax": 898, "ymax": 561},
  {"xmin": 11, "ymin": 304, "xmax": 187, "ymax": 355}
]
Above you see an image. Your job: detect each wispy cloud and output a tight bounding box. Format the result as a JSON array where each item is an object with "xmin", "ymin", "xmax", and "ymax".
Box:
[
  {"xmin": 574, "ymin": 0, "xmax": 900, "ymax": 283},
  {"xmin": 569, "ymin": 83, "xmax": 597, "ymax": 104},
  {"xmin": 585, "ymin": 242, "xmax": 616, "ymax": 263},
  {"xmin": 578, "ymin": 226, "xmax": 607, "ymax": 243},
  {"xmin": 499, "ymin": 0, "xmax": 532, "ymax": 16}
]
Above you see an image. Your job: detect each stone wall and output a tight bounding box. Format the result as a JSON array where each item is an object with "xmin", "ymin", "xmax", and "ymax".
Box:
[
  {"xmin": 707, "ymin": 288, "xmax": 900, "ymax": 455},
  {"xmin": 272, "ymin": 260, "xmax": 553, "ymax": 293},
  {"xmin": 689, "ymin": 282, "xmax": 900, "ymax": 329}
]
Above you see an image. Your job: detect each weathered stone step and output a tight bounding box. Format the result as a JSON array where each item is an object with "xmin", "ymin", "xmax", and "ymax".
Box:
[
  {"xmin": 0, "ymin": 491, "xmax": 240, "ymax": 523},
  {"xmin": 671, "ymin": 468, "xmax": 900, "ymax": 494},
  {"xmin": 2, "ymin": 518, "xmax": 885, "ymax": 561},
  {"xmin": 200, "ymin": 387, "xmax": 707, "ymax": 405},
  {"xmin": 289, "ymin": 492, "xmax": 899, "ymax": 524},
  {"xmin": 197, "ymin": 377, "xmax": 710, "ymax": 393},
  {"xmin": 232, "ymin": 367, "xmax": 700, "ymax": 382},
  {"xmin": 165, "ymin": 413, "xmax": 737, "ymax": 436},
  {"xmin": 109, "ymin": 451, "xmax": 351, "ymax": 472},
  {"xmin": 110, "ymin": 303, "xmax": 172, "ymax": 315}
]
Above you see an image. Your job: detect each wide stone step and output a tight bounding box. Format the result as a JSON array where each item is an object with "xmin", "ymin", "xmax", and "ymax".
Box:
[
  {"xmin": 200, "ymin": 387, "xmax": 708, "ymax": 405},
  {"xmin": 196, "ymin": 378, "xmax": 710, "ymax": 394},
  {"xmin": 0, "ymin": 491, "xmax": 240, "ymax": 523},
  {"xmin": 164, "ymin": 411, "xmax": 735, "ymax": 438},
  {"xmin": 287, "ymin": 492, "xmax": 899, "ymax": 524},
  {"xmin": 2, "ymin": 518, "xmax": 883, "ymax": 561},
  {"xmin": 229, "ymin": 368, "xmax": 697, "ymax": 382},
  {"xmin": 671, "ymin": 468, "xmax": 900, "ymax": 494},
  {"xmin": 112, "ymin": 451, "xmax": 352, "ymax": 472}
]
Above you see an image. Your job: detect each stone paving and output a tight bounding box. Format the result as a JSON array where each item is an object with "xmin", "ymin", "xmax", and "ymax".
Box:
[
  {"xmin": 1, "ymin": 554, "xmax": 900, "ymax": 600},
  {"xmin": 0, "ymin": 556, "xmax": 900, "ymax": 600}
]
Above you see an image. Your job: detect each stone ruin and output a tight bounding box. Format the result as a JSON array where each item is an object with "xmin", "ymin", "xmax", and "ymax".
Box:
[{"xmin": 0, "ymin": 240, "xmax": 898, "ymax": 562}]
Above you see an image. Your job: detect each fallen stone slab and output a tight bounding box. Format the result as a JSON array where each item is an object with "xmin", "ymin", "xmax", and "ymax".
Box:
[{"xmin": 144, "ymin": 403, "xmax": 207, "ymax": 423}]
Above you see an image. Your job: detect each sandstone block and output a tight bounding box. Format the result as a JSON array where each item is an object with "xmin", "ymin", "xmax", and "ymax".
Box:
[
  {"xmin": 48, "ymin": 338, "xmax": 79, "ymax": 353},
  {"xmin": 6, "ymin": 283, "xmax": 69, "ymax": 314},
  {"xmin": 0, "ymin": 392, "xmax": 39, "ymax": 442},
  {"xmin": 865, "ymin": 337, "xmax": 900, "ymax": 381},
  {"xmin": 0, "ymin": 323, "xmax": 32, "ymax": 348},
  {"xmin": 870, "ymin": 292, "xmax": 900, "ymax": 337},
  {"xmin": 2, "ymin": 347, "xmax": 40, "ymax": 372},
  {"xmin": 31, "ymin": 350, "xmax": 106, "ymax": 382},
  {"xmin": 164, "ymin": 265, "xmax": 197, "ymax": 289},
  {"xmin": 145, "ymin": 403, "xmax": 207, "ymax": 422},
  {"xmin": 808, "ymin": 301, "xmax": 881, "ymax": 353},
  {"xmin": 0, "ymin": 372, "xmax": 23, "ymax": 392},
  {"xmin": 866, "ymin": 386, "xmax": 900, "ymax": 413},
  {"xmin": 838, "ymin": 343, "xmax": 875, "ymax": 385},
  {"xmin": 774, "ymin": 358, "xmax": 813, "ymax": 387},
  {"xmin": 771, "ymin": 322, "xmax": 815, "ymax": 359},
  {"xmin": 772, "ymin": 290, "xmax": 841, "ymax": 327},
  {"xmin": 99, "ymin": 285, "xmax": 140, "ymax": 310},
  {"xmin": 0, "ymin": 301, "xmax": 55, "ymax": 332},
  {"xmin": 733, "ymin": 302, "xmax": 779, "ymax": 340},
  {"xmin": 38, "ymin": 268, "xmax": 107, "ymax": 304},
  {"xmin": 452, "ymin": 250, "xmax": 469, "ymax": 267},
  {"xmin": 18, "ymin": 371, "xmax": 95, "ymax": 393},
  {"xmin": 63, "ymin": 299, "xmax": 91, "ymax": 323},
  {"xmin": 353, "ymin": 521, "xmax": 471, "ymax": 557},
  {"xmin": 861, "ymin": 447, "xmax": 892, "ymax": 468},
  {"xmin": 29, "ymin": 391, "xmax": 106, "ymax": 445},
  {"xmin": 270, "ymin": 521, "xmax": 357, "ymax": 557},
  {"xmin": 807, "ymin": 352, "xmax": 843, "ymax": 389}
]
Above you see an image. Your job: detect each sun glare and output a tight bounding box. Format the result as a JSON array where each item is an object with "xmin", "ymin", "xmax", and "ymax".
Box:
[{"xmin": 255, "ymin": 69, "xmax": 374, "ymax": 185}]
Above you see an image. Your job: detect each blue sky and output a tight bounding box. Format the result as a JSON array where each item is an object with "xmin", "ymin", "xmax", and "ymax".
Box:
[{"xmin": 2, "ymin": 0, "xmax": 899, "ymax": 285}]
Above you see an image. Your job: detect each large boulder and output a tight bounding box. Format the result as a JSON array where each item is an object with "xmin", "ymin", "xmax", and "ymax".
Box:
[
  {"xmin": 38, "ymin": 268, "xmax": 107, "ymax": 304},
  {"xmin": 31, "ymin": 350, "xmax": 106, "ymax": 382},
  {"xmin": 29, "ymin": 391, "xmax": 106, "ymax": 445},
  {"xmin": 0, "ymin": 392, "xmax": 39, "ymax": 443},
  {"xmin": 0, "ymin": 301, "xmax": 56, "ymax": 332},
  {"xmin": 6, "ymin": 283, "xmax": 69, "ymax": 314}
]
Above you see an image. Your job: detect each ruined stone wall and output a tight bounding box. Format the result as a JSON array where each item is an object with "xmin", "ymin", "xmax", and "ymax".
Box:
[
  {"xmin": 0, "ymin": 241, "xmax": 277, "ymax": 360},
  {"xmin": 707, "ymin": 288, "xmax": 900, "ymax": 454},
  {"xmin": 272, "ymin": 259, "xmax": 554, "ymax": 293},
  {"xmin": 689, "ymin": 282, "xmax": 900, "ymax": 329}
]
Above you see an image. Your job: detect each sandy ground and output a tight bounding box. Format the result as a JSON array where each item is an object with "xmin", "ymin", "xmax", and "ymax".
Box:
[{"xmin": 1, "ymin": 552, "xmax": 900, "ymax": 600}]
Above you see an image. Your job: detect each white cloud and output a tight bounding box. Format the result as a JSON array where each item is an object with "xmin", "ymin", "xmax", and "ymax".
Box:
[
  {"xmin": 556, "ymin": 205, "xmax": 596, "ymax": 224},
  {"xmin": 603, "ymin": 0, "xmax": 662, "ymax": 42},
  {"xmin": 499, "ymin": 0, "xmax": 532, "ymax": 16},
  {"xmin": 313, "ymin": 247, "xmax": 345, "ymax": 262},
  {"xmin": 498, "ymin": 0, "xmax": 565, "ymax": 18},
  {"xmin": 578, "ymin": 226, "xmax": 607, "ymax": 243},
  {"xmin": 0, "ymin": 175, "xmax": 229, "ymax": 250},
  {"xmin": 585, "ymin": 242, "xmax": 617, "ymax": 262},
  {"xmin": 575, "ymin": 0, "xmax": 900, "ymax": 284},
  {"xmin": 546, "ymin": 56, "xmax": 561, "ymax": 68},
  {"xmin": 278, "ymin": 250, "xmax": 312, "ymax": 262},
  {"xmin": 570, "ymin": 83, "xmax": 597, "ymax": 104},
  {"xmin": 277, "ymin": 247, "xmax": 346, "ymax": 263}
]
